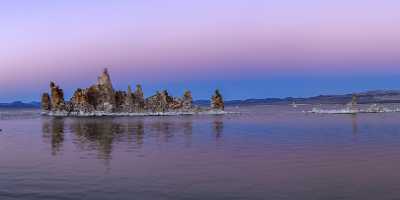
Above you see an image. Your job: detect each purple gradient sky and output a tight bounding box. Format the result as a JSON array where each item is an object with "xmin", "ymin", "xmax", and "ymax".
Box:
[{"xmin": 1, "ymin": 1, "xmax": 400, "ymax": 101}]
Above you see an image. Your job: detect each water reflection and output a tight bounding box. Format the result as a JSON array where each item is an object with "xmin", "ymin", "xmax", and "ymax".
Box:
[
  {"xmin": 351, "ymin": 114, "xmax": 358, "ymax": 136},
  {"xmin": 183, "ymin": 120, "xmax": 193, "ymax": 147},
  {"xmin": 151, "ymin": 121, "xmax": 174, "ymax": 142},
  {"xmin": 213, "ymin": 116, "xmax": 224, "ymax": 139},
  {"xmin": 10, "ymin": 107, "xmax": 400, "ymax": 199},
  {"xmin": 70, "ymin": 118, "xmax": 127, "ymax": 160},
  {"xmin": 42, "ymin": 118, "xmax": 65, "ymax": 155},
  {"xmin": 127, "ymin": 120, "xmax": 145, "ymax": 147},
  {"xmin": 41, "ymin": 117, "xmax": 223, "ymax": 160}
]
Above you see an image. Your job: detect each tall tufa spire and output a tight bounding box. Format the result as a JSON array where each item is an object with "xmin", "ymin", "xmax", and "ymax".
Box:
[
  {"xmin": 97, "ymin": 68, "xmax": 113, "ymax": 90},
  {"xmin": 351, "ymin": 93, "xmax": 358, "ymax": 110},
  {"xmin": 127, "ymin": 85, "xmax": 132, "ymax": 96},
  {"xmin": 40, "ymin": 68, "xmax": 225, "ymax": 116},
  {"xmin": 211, "ymin": 89, "xmax": 224, "ymax": 110}
]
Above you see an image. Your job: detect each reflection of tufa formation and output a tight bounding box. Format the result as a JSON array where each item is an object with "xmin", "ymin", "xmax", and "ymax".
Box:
[
  {"xmin": 41, "ymin": 116, "xmax": 224, "ymax": 160},
  {"xmin": 41, "ymin": 69, "xmax": 224, "ymax": 116}
]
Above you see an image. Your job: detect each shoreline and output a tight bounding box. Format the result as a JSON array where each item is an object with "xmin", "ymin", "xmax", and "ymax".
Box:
[{"xmin": 41, "ymin": 110, "xmax": 239, "ymax": 117}]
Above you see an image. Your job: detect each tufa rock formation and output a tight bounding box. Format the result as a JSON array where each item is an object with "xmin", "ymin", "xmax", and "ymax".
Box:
[
  {"xmin": 41, "ymin": 93, "xmax": 51, "ymax": 111},
  {"xmin": 211, "ymin": 89, "xmax": 224, "ymax": 110},
  {"xmin": 182, "ymin": 90, "xmax": 193, "ymax": 110},
  {"xmin": 133, "ymin": 84, "xmax": 145, "ymax": 112},
  {"xmin": 70, "ymin": 88, "xmax": 95, "ymax": 113},
  {"xmin": 351, "ymin": 94, "xmax": 358, "ymax": 107},
  {"xmin": 91, "ymin": 68, "xmax": 116, "ymax": 112},
  {"xmin": 49, "ymin": 82, "xmax": 66, "ymax": 111},
  {"xmin": 349, "ymin": 93, "xmax": 358, "ymax": 111},
  {"xmin": 41, "ymin": 68, "xmax": 224, "ymax": 116}
]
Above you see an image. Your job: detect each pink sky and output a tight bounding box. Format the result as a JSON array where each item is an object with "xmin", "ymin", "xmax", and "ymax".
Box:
[{"xmin": 1, "ymin": 1, "xmax": 400, "ymax": 101}]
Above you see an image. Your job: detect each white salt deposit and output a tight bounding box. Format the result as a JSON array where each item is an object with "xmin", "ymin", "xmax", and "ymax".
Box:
[
  {"xmin": 308, "ymin": 104, "xmax": 400, "ymax": 114},
  {"xmin": 42, "ymin": 110, "xmax": 238, "ymax": 117}
]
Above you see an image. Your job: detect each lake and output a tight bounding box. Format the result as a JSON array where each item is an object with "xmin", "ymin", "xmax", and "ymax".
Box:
[{"xmin": 1, "ymin": 105, "xmax": 400, "ymax": 200}]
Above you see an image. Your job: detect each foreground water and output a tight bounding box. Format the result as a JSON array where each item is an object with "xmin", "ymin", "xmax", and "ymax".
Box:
[{"xmin": 1, "ymin": 105, "xmax": 400, "ymax": 200}]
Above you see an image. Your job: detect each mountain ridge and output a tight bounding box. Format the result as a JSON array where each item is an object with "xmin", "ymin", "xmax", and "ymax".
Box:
[
  {"xmin": 195, "ymin": 90, "xmax": 400, "ymax": 106},
  {"xmin": 3, "ymin": 90, "xmax": 400, "ymax": 108}
]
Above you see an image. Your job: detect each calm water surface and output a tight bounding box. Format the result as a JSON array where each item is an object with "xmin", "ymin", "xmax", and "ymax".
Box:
[{"xmin": 1, "ymin": 105, "xmax": 400, "ymax": 200}]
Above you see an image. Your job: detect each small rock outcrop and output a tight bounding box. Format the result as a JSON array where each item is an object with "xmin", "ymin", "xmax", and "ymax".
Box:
[
  {"xmin": 41, "ymin": 93, "xmax": 51, "ymax": 111},
  {"xmin": 50, "ymin": 82, "xmax": 65, "ymax": 111},
  {"xmin": 211, "ymin": 89, "xmax": 224, "ymax": 110},
  {"xmin": 70, "ymin": 88, "xmax": 95, "ymax": 113},
  {"xmin": 133, "ymin": 84, "xmax": 145, "ymax": 112},
  {"xmin": 41, "ymin": 68, "xmax": 225, "ymax": 116},
  {"xmin": 351, "ymin": 94, "xmax": 357, "ymax": 107},
  {"xmin": 348, "ymin": 94, "xmax": 359, "ymax": 112},
  {"xmin": 182, "ymin": 90, "xmax": 193, "ymax": 110},
  {"xmin": 121, "ymin": 85, "xmax": 134, "ymax": 112},
  {"xmin": 145, "ymin": 90, "xmax": 172, "ymax": 113}
]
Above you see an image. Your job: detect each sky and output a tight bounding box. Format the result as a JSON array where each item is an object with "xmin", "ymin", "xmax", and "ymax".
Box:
[{"xmin": 1, "ymin": 0, "xmax": 400, "ymax": 102}]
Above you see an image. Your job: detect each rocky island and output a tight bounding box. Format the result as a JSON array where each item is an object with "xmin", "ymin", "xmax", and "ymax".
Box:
[{"xmin": 41, "ymin": 69, "xmax": 226, "ymax": 116}]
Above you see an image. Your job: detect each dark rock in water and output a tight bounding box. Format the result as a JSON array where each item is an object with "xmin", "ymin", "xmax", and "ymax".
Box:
[
  {"xmin": 121, "ymin": 85, "xmax": 134, "ymax": 112},
  {"xmin": 91, "ymin": 69, "xmax": 116, "ymax": 112},
  {"xmin": 211, "ymin": 89, "xmax": 224, "ymax": 110},
  {"xmin": 168, "ymin": 90, "xmax": 194, "ymax": 111},
  {"xmin": 70, "ymin": 88, "xmax": 95, "ymax": 113},
  {"xmin": 182, "ymin": 90, "xmax": 193, "ymax": 110},
  {"xmin": 86, "ymin": 85, "xmax": 100, "ymax": 108},
  {"xmin": 352, "ymin": 94, "xmax": 358, "ymax": 107},
  {"xmin": 50, "ymin": 82, "xmax": 66, "ymax": 111},
  {"xmin": 133, "ymin": 84, "xmax": 145, "ymax": 112},
  {"xmin": 145, "ymin": 91, "xmax": 171, "ymax": 112},
  {"xmin": 41, "ymin": 93, "xmax": 51, "ymax": 111},
  {"xmin": 40, "ymin": 68, "xmax": 225, "ymax": 116},
  {"xmin": 114, "ymin": 90, "xmax": 127, "ymax": 112}
]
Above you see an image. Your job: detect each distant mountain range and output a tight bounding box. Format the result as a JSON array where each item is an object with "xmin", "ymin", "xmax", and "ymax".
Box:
[
  {"xmin": 195, "ymin": 90, "xmax": 400, "ymax": 106},
  {"xmin": 0, "ymin": 101, "xmax": 41, "ymax": 108},
  {"xmin": 3, "ymin": 90, "xmax": 400, "ymax": 108}
]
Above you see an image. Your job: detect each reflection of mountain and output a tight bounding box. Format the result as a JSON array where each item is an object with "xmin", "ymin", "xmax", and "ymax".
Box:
[{"xmin": 41, "ymin": 117, "xmax": 227, "ymax": 160}]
